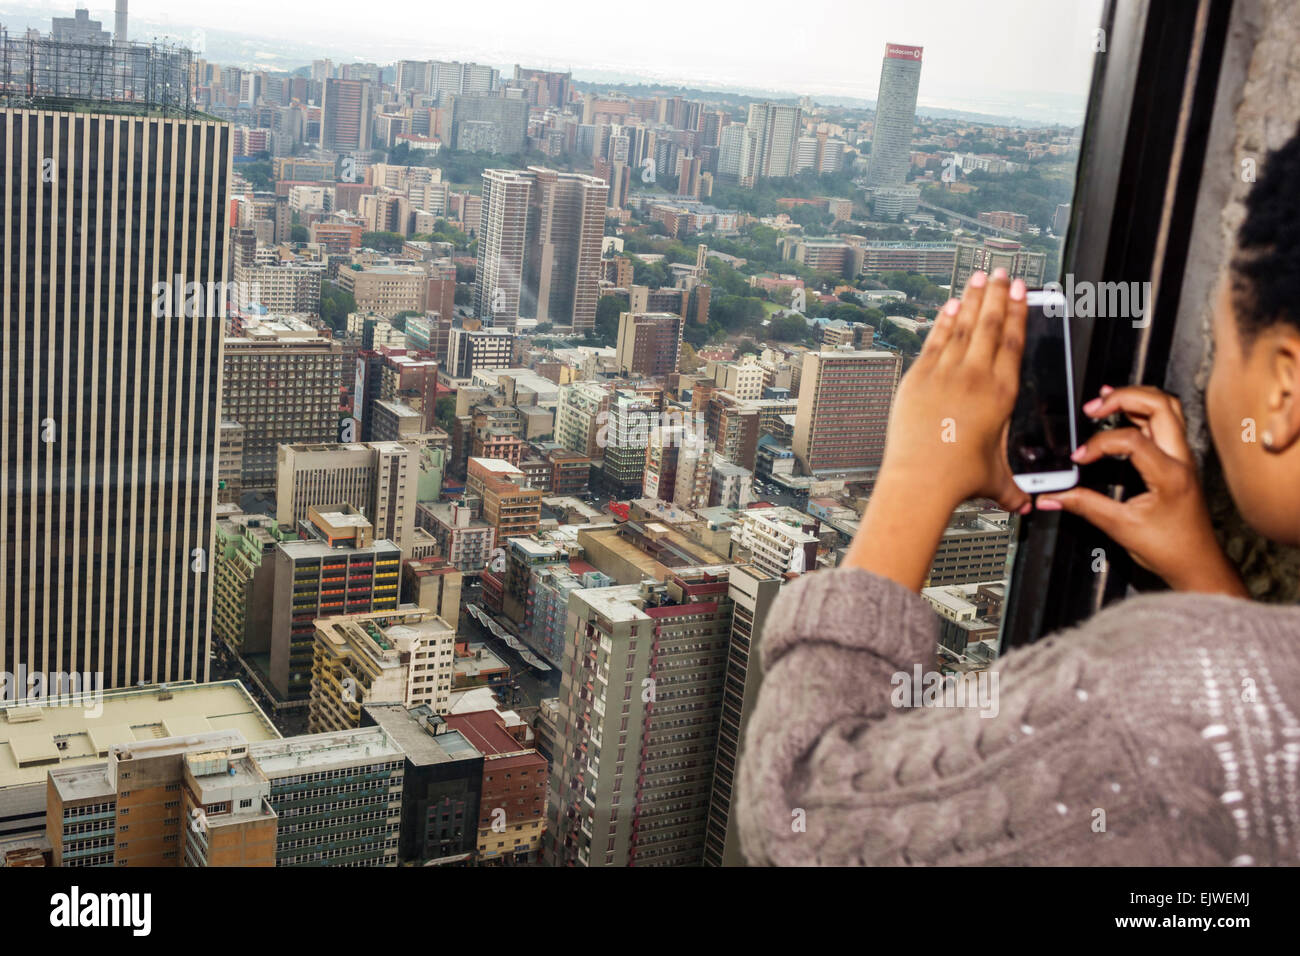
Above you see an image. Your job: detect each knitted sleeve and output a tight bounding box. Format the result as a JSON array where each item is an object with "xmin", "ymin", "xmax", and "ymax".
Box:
[{"xmin": 735, "ymin": 566, "xmax": 1300, "ymax": 866}]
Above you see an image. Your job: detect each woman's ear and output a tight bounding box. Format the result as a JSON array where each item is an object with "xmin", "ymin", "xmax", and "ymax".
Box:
[{"xmin": 1262, "ymin": 326, "xmax": 1300, "ymax": 453}]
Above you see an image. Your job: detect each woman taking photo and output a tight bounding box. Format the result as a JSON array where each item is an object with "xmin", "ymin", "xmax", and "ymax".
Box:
[{"xmin": 736, "ymin": 128, "xmax": 1300, "ymax": 867}]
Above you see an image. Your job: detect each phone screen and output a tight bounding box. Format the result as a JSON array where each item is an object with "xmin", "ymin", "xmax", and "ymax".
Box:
[{"xmin": 1008, "ymin": 294, "xmax": 1077, "ymax": 479}]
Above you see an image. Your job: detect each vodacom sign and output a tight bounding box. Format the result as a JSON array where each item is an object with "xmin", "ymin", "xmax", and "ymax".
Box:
[{"xmin": 886, "ymin": 43, "xmax": 924, "ymax": 60}]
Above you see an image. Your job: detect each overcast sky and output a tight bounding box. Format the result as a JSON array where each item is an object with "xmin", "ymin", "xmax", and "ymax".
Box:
[{"xmin": 23, "ymin": 1, "xmax": 1106, "ymax": 119}]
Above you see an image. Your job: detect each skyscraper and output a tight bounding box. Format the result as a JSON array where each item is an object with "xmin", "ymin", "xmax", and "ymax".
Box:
[
  {"xmin": 865, "ymin": 43, "xmax": 923, "ymax": 189},
  {"xmin": 1, "ymin": 106, "xmax": 230, "ymax": 693},
  {"xmin": 745, "ymin": 102, "xmax": 803, "ymax": 180},
  {"xmin": 792, "ymin": 349, "xmax": 902, "ymax": 477},
  {"xmin": 474, "ymin": 167, "xmax": 607, "ymax": 333},
  {"xmin": 320, "ymin": 77, "xmax": 373, "ymax": 152}
]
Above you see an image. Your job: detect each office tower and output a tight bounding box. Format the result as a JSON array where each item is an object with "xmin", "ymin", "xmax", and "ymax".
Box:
[
  {"xmin": 443, "ymin": 709, "xmax": 548, "ymax": 863},
  {"xmin": 643, "ymin": 425, "xmax": 683, "ymax": 502},
  {"xmin": 616, "ymin": 312, "xmax": 684, "ymax": 379},
  {"xmin": 951, "ymin": 236, "xmax": 1048, "ymax": 290},
  {"xmin": 555, "ymin": 383, "xmax": 611, "ymax": 459},
  {"xmin": 1, "ymin": 106, "xmax": 230, "ymax": 693},
  {"xmin": 474, "ymin": 170, "xmax": 532, "ymax": 330},
  {"xmin": 865, "ymin": 43, "xmax": 923, "ymax": 189},
  {"xmin": 269, "ymin": 507, "xmax": 402, "ymax": 701},
  {"xmin": 474, "ymin": 167, "xmax": 608, "ymax": 332},
  {"xmin": 222, "ymin": 327, "xmax": 344, "ymax": 491},
  {"xmin": 673, "ymin": 431, "xmax": 712, "ymax": 509},
  {"xmin": 448, "ymin": 327, "xmax": 515, "ymax": 378},
  {"xmin": 420, "ymin": 499, "xmax": 497, "ymax": 573},
  {"xmin": 448, "ymin": 93, "xmax": 527, "ymax": 154},
  {"xmin": 792, "ymin": 349, "xmax": 901, "ymax": 477},
  {"xmin": 47, "ymin": 731, "xmax": 277, "ymax": 867},
  {"xmin": 277, "ymin": 442, "xmax": 417, "ymax": 555},
  {"xmin": 547, "ymin": 569, "xmax": 736, "ymax": 866},
  {"xmin": 732, "ymin": 508, "xmax": 820, "ymax": 577},
  {"xmin": 249, "ymin": 727, "xmax": 405, "ymax": 867},
  {"xmin": 114, "ymin": 1, "xmax": 128, "ymax": 42},
  {"xmin": 704, "ymin": 564, "xmax": 783, "ymax": 867},
  {"xmin": 51, "ymin": 8, "xmax": 111, "ymax": 43},
  {"xmin": 718, "ymin": 123, "xmax": 758, "ymax": 187},
  {"xmin": 709, "ymin": 459, "xmax": 755, "ymax": 508},
  {"xmin": 527, "ymin": 169, "xmax": 607, "ymax": 334},
  {"xmin": 218, "ymin": 420, "xmax": 244, "ymax": 504},
  {"xmin": 309, "ymin": 607, "xmax": 456, "ymax": 732},
  {"xmin": 213, "ymin": 511, "xmax": 283, "ymax": 654},
  {"xmin": 466, "ymin": 457, "xmax": 542, "ymax": 539},
  {"xmin": 745, "ymin": 102, "xmax": 802, "ymax": 179},
  {"xmin": 528, "ymin": 566, "xmax": 613, "ymax": 667},
  {"xmin": 360, "ymin": 703, "xmax": 484, "ymax": 864},
  {"xmin": 320, "ymin": 78, "xmax": 373, "ymax": 151},
  {"xmin": 927, "ymin": 504, "xmax": 1013, "ymax": 587},
  {"xmin": 403, "ymin": 557, "xmax": 463, "ymax": 631},
  {"xmin": 600, "ymin": 390, "xmax": 658, "ymax": 498}
]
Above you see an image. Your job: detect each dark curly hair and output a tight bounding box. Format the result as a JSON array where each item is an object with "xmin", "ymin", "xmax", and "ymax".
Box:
[{"xmin": 1229, "ymin": 125, "xmax": 1300, "ymax": 345}]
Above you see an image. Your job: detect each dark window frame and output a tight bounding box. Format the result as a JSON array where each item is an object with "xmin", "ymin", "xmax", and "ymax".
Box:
[{"xmin": 1002, "ymin": 0, "xmax": 1235, "ymax": 649}]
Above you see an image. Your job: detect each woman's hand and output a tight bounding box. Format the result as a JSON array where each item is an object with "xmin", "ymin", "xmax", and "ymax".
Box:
[
  {"xmin": 1038, "ymin": 385, "xmax": 1248, "ymax": 597},
  {"xmin": 846, "ymin": 269, "xmax": 1030, "ymax": 591},
  {"xmin": 879, "ymin": 268, "xmax": 1032, "ymax": 515}
]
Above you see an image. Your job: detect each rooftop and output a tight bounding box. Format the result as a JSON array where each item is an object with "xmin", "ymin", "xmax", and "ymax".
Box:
[{"xmin": 0, "ymin": 681, "xmax": 278, "ymax": 790}]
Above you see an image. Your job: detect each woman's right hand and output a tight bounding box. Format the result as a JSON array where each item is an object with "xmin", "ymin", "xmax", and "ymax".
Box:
[{"xmin": 1037, "ymin": 385, "xmax": 1249, "ymax": 597}]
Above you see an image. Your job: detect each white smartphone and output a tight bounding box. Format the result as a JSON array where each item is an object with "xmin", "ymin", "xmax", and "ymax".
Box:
[{"xmin": 1008, "ymin": 289, "xmax": 1079, "ymax": 494}]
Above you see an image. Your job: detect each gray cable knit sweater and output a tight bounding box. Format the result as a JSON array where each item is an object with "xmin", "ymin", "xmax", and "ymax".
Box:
[{"xmin": 736, "ymin": 567, "xmax": 1300, "ymax": 866}]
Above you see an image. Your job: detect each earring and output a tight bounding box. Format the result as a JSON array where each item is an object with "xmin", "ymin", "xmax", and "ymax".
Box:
[{"xmin": 1262, "ymin": 431, "xmax": 1274, "ymax": 449}]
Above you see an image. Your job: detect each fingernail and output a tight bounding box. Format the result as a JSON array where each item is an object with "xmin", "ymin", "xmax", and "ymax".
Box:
[
  {"xmin": 943, "ymin": 298, "xmax": 960, "ymax": 316},
  {"xmin": 992, "ymin": 267, "xmax": 1008, "ymax": 281},
  {"xmin": 1099, "ymin": 385, "xmax": 1114, "ymax": 396},
  {"xmin": 1070, "ymin": 446, "xmax": 1087, "ymax": 462},
  {"xmin": 1082, "ymin": 398, "xmax": 1102, "ymax": 414},
  {"xmin": 1010, "ymin": 278, "xmax": 1026, "ymax": 300},
  {"xmin": 970, "ymin": 271, "xmax": 987, "ymax": 288},
  {"xmin": 1018, "ymin": 501, "xmax": 1032, "ymax": 516},
  {"xmin": 1036, "ymin": 498, "xmax": 1064, "ymax": 511}
]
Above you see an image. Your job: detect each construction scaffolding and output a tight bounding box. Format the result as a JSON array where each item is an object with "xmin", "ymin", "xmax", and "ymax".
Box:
[{"xmin": 0, "ymin": 25, "xmax": 194, "ymax": 116}]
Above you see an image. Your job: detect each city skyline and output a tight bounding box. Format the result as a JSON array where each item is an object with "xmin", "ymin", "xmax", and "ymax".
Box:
[{"xmin": 1, "ymin": 0, "xmax": 1104, "ymax": 124}]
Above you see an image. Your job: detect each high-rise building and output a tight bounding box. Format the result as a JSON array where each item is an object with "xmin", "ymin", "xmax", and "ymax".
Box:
[
  {"xmin": 223, "ymin": 327, "xmax": 345, "ymax": 491},
  {"xmin": 951, "ymin": 236, "xmax": 1048, "ymax": 290},
  {"xmin": 792, "ymin": 349, "xmax": 901, "ymax": 477},
  {"xmin": 320, "ymin": 78, "xmax": 373, "ymax": 151},
  {"xmin": 745, "ymin": 102, "xmax": 803, "ymax": 179},
  {"xmin": 269, "ymin": 507, "xmax": 402, "ymax": 701},
  {"xmin": 555, "ymin": 382, "xmax": 610, "ymax": 459},
  {"xmin": 447, "ymin": 327, "xmax": 514, "ymax": 378},
  {"xmin": 466, "ymin": 457, "xmax": 542, "ymax": 539},
  {"xmin": 546, "ymin": 569, "xmax": 736, "ymax": 866},
  {"xmin": 600, "ymin": 390, "xmax": 658, "ymax": 498},
  {"xmin": 1, "ymin": 106, "xmax": 230, "ymax": 693},
  {"xmin": 276, "ymin": 442, "xmax": 418, "ymax": 555},
  {"xmin": 616, "ymin": 312, "xmax": 683, "ymax": 379},
  {"xmin": 703, "ymin": 564, "xmax": 783, "ymax": 867},
  {"xmin": 474, "ymin": 167, "xmax": 607, "ymax": 332},
  {"xmin": 865, "ymin": 43, "xmax": 923, "ymax": 189},
  {"xmin": 308, "ymin": 606, "xmax": 457, "ymax": 732}
]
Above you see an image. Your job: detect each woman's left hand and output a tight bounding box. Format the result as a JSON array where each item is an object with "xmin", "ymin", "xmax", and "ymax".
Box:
[{"xmin": 878, "ymin": 268, "xmax": 1031, "ymax": 515}]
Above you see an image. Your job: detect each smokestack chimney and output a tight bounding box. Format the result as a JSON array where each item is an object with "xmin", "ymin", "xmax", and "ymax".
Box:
[{"xmin": 114, "ymin": 0, "xmax": 128, "ymax": 43}]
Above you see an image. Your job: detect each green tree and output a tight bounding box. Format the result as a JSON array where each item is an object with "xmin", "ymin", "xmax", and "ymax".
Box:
[
  {"xmin": 319, "ymin": 281, "xmax": 356, "ymax": 333},
  {"xmin": 290, "ymin": 224, "xmax": 309, "ymax": 243},
  {"xmin": 360, "ymin": 231, "xmax": 406, "ymax": 253}
]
